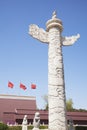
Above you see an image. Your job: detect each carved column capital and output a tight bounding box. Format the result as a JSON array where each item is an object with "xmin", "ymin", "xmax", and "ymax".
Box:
[{"xmin": 46, "ymin": 12, "xmax": 63, "ymax": 32}]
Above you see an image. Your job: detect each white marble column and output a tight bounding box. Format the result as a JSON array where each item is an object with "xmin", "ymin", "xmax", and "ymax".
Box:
[
  {"xmin": 29, "ymin": 11, "xmax": 80, "ymax": 130},
  {"xmin": 46, "ymin": 12, "xmax": 67, "ymax": 130}
]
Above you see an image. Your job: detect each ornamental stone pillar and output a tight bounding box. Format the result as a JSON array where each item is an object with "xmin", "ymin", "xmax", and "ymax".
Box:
[
  {"xmin": 47, "ymin": 12, "xmax": 67, "ymax": 130},
  {"xmin": 29, "ymin": 11, "xmax": 80, "ymax": 130}
]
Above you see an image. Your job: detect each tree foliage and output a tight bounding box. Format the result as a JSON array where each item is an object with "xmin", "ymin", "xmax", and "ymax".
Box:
[{"xmin": 66, "ymin": 98, "xmax": 73, "ymax": 111}]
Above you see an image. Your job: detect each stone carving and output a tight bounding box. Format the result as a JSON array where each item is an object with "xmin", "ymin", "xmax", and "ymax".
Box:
[
  {"xmin": 29, "ymin": 24, "xmax": 48, "ymax": 43},
  {"xmin": 22, "ymin": 115, "xmax": 28, "ymax": 130},
  {"xmin": 29, "ymin": 12, "xmax": 80, "ymax": 130},
  {"xmin": 68, "ymin": 119, "xmax": 74, "ymax": 130},
  {"xmin": 32, "ymin": 112, "xmax": 40, "ymax": 130},
  {"xmin": 52, "ymin": 11, "xmax": 57, "ymax": 19},
  {"xmin": 62, "ymin": 34, "xmax": 80, "ymax": 46},
  {"xmin": 29, "ymin": 25, "xmax": 80, "ymax": 46}
]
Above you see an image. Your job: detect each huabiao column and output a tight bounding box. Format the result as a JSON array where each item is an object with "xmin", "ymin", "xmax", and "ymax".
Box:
[
  {"xmin": 47, "ymin": 12, "xmax": 67, "ymax": 130},
  {"xmin": 29, "ymin": 11, "xmax": 80, "ymax": 130}
]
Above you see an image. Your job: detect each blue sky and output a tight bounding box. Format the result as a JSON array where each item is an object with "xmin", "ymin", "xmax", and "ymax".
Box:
[{"xmin": 0, "ymin": 0, "xmax": 87, "ymax": 109}]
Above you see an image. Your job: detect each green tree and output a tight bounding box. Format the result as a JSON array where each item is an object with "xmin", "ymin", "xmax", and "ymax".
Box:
[{"xmin": 66, "ymin": 98, "xmax": 73, "ymax": 111}]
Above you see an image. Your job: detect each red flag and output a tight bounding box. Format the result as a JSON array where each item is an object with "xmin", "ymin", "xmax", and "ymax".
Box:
[
  {"xmin": 8, "ymin": 81, "xmax": 14, "ymax": 88},
  {"xmin": 31, "ymin": 84, "xmax": 36, "ymax": 89},
  {"xmin": 20, "ymin": 83, "xmax": 26, "ymax": 90}
]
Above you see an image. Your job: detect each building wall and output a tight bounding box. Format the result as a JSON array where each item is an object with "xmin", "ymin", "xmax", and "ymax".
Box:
[{"xmin": 0, "ymin": 94, "xmax": 36, "ymax": 124}]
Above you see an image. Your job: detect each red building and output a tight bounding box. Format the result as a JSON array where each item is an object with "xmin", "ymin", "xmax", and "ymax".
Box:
[
  {"xmin": 0, "ymin": 94, "xmax": 87, "ymax": 125},
  {"xmin": 0, "ymin": 94, "xmax": 36, "ymax": 124}
]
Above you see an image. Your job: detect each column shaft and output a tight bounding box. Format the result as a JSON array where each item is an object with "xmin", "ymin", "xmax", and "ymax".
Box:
[{"xmin": 48, "ymin": 27, "xmax": 67, "ymax": 130}]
